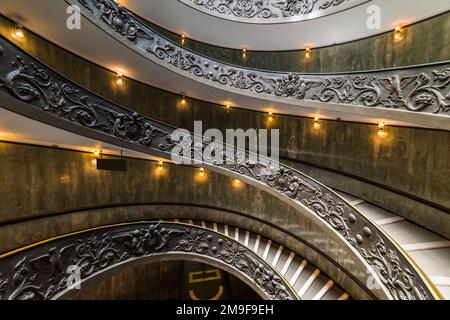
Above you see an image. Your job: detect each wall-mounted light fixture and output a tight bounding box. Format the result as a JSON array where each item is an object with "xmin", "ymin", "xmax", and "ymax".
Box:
[
  {"xmin": 181, "ymin": 34, "xmax": 186, "ymax": 45},
  {"xmin": 242, "ymin": 48, "xmax": 247, "ymax": 59},
  {"xmin": 377, "ymin": 122, "xmax": 386, "ymax": 137},
  {"xmin": 116, "ymin": 71, "xmax": 123, "ymax": 85},
  {"xmin": 59, "ymin": 175, "xmax": 71, "ymax": 184},
  {"xmin": 268, "ymin": 111, "xmax": 273, "ymax": 122},
  {"xmin": 153, "ymin": 159, "xmax": 167, "ymax": 177},
  {"xmin": 92, "ymin": 149, "xmax": 101, "ymax": 167},
  {"xmin": 14, "ymin": 23, "xmax": 24, "ymax": 39},
  {"xmin": 181, "ymin": 96, "xmax": 187, "ymax": 106},
  {"xmin": 93, "ymin": 149, "xmax": 102, "ymax": 157},
  {"xmin": 394, "ymin": 25, "xmax": 403, "ymax": 41},
  {"xmin": 194, "ymin": 167, "xmax": 208, "ymax": 183},
  {"xmin": 305, "ymin": 47, "xmax": 312, "ymax": 59},
  {"xmin": 313, "ymin": 115, "xmax": 320, "ymax": 129}
]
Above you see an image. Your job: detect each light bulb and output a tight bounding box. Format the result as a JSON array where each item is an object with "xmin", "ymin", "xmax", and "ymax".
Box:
[
  {"xmin": 394, "ymin": 25, "xmax": 403, "ymax": 41},
  {"xmin": 14, "ymin": 24, "xmax": 24, "ymax": 39},
  {"xmin": 181, "ymin": 96, "xmax": 186, "ymax": 106},
  {"xmin": 313, "ymin": 115, "xmax": 320, "ymax": 129},
  {"xmin": 377, "ymin": 122, "xmax": 386, "ymax": 137},
  {"xmin": 116, "ymin": 72, "xmax": 123, "ymax": 85},
  {"xmin": 305, "ymin": 47, "xmax": 312, "ymax": 59}
]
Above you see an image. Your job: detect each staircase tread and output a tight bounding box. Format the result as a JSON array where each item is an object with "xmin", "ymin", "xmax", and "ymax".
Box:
[
  {"xmin": 354, "ymin": 202, "xmax": 398, "ymax": 221},
  {"xmin": 408, "ymin": 248, "xmax": 450, "ymax": 277},
  {"xmin": 382, "ymin": 220, "xmax": 445, "ymax": 245}
]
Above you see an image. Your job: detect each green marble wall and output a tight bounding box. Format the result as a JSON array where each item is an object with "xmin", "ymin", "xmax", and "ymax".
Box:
[
  {"xmin": 146, "ymin": 12, "xmax": 450, "ymax": 72},
  {"xmin": 68, "ymin": 260, "xmax": 261, "ymax": 300},
  {"xmin": 0, "ymin": 15, "xmax": 448, "ymax": 238},
  {"xmin": 0, "ymin": 142, "xmax": 374, "ymax": 300}
]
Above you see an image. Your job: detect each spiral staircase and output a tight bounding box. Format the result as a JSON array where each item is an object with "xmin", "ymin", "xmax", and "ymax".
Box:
[{"xmin": 0, "ymin": 0, "xmax": 448, "ymax": 300}]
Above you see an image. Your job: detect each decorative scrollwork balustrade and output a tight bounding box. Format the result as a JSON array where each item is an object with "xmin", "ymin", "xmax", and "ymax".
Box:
[
  {"xmin": 72, "ymin": 0, "xmax": 450, "ymax": 125},
  {"xmin": 178, "ymin": 0, "xmax": 369, "ymax": 23},
  {"xmin": 0, "ymin": 33, "xmax": 440, "ymax": 300},
  {"xmin": 0, "ymin": 222, "xmax": 297, "ymax": 300}
]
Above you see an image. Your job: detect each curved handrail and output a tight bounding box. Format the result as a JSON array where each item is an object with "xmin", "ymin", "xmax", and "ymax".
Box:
[
  {"xmin": 72, "ymin": 0, "xmax": 450, "ymax": 129},
  {"xmin": 178, "ymin": 0, "xmax": 370, "ymax": 24},
  {"xmin": 0, "ymin": 221, "xmax": 298, "ymax": 300},
  {"xmin": 0, "ymin": 34, "xmax": 440, "ymax": 300}
]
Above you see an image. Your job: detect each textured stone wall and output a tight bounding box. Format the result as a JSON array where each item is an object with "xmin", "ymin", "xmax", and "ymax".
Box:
[
  {"xmin": 68, "ymin": 260, "xmax": 261, "ymax": 300},
  {"xmin": 68, "ymin": 260, "xmax": 185, "ymax": 300},
  {"xmin": 0, "ymin": 14, "xmax": 448, "ymax": 238},
  {"xmin": 0, "ymin": 142, "xmax": 375, "ymax": 300},
  {"xmin": 146, "ymin": 12, "xmax": 450, "ymax": 72}
]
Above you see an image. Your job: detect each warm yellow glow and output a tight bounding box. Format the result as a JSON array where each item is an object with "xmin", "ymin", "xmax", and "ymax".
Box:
[
  {"xmin": 194, "ymin": 167, "xmax": 207, "ymax": 183},
  {"xmin": 181, "ymin": 34, "xmax": 186, "ymax": 45},
  {"xmin": 154, "ymin": 160, "xmax": 167, "ymax": 177},
  {"xmin": 225, "ymin": 104, "xmax": 231, "ymax": 109},
  {"xmin": 394, "ymin": 25, "xmax": 403, "ymax": 41},
  {"xmin": 181, "ymin": 96, "xmax": 187, "ymax": 106},
  {"xmin": 59, "ymin": 175, "xmax": 71, "ymax": 184},
  {"xmin": 305, "ymin": 47, "xmax": 312, "ymax": 59},
  {"xmin": 242, "ymin": 48, "xmax": 247, "ymax": 59},
  {"xmin": 313, "ymin": 115, "xmax": 320, "ymax": 129},
  {"xmin": 14, "ymin": 24, "xmax": 24, "ymax": 39},
  {"xmin": 93, "ymin": 149, "xmax": 101, "ymax": 157},
  {"xmin": 268, "ymin": 111, "xmax": 273, "ymax": 121},
  {"xmin": 377, "ymin": 122, "xmax": 386, "ymax": 137},
  {"xmin": 115, "ymin": 71, "xmax": 124, "ymax": 85},
  {"xmin": 232, "ymin": 178, "xmax": 244, "ymax": 189}
]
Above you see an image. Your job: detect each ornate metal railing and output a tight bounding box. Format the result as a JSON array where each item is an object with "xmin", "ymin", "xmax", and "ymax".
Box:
[
  {"xmin": 72, "ymin": 0, "xmax": 450, "ymax": 128},
  {"xmin": 178, "ymin": 0, "xmax": 370, "ymax": 23},
  {"xmin": 0, "ymin": 34, "xmax": 440, "ymax": 300},
  {"xmin": 0, "ymin": 222, "xmax": 298, "ymax": 300}
]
